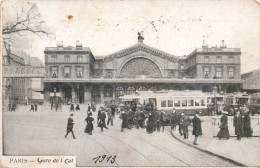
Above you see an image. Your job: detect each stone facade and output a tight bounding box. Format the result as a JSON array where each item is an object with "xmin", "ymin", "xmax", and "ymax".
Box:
[
  {"xmin": 242, "ymin": 69, "xmax": 260, "ymax": 92},
  {"xmin": 43, "ymin": 37, "xmax": 242, "ymax": 104}
]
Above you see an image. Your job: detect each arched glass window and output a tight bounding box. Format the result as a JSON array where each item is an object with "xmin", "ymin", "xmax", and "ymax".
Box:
[
  {"xmin": 150, "ymin": 86, "xmax": 157, "ymax": 91},
  {"xmin": 126, "ymin": 86, "xmax": 136, "ymax": 95},
  {"xmin": 104, "ymin": 86, "xmax": 113, "ymax": 97},
  {"xmin": 91, "ymin": 85, "xmax": 101, "ymax": 97},
  {"xmin": 138, "ymin": 86, "xmax": 146, "ymax": 91},
  {"xmin": 116, "ymin": 87, "xmax": 124, "ymax": 97}
]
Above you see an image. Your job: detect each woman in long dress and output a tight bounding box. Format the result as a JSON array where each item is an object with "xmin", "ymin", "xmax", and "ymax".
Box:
[
  {"xmin": 217, "ymin": 113, "xmax": 230, "ymax": 139},
  {"xmin": 85, "ymin": 113, "xmax": 94, "ymax": 135}
]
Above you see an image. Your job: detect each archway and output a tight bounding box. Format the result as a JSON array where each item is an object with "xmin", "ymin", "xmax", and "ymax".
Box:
[
  {"xmin": 63, "ymin": 84, "xmax": 72, "ymax": 102},
  {"xmin": 119, "ymin": 57, "xmax": 162, "ymax": 78}
]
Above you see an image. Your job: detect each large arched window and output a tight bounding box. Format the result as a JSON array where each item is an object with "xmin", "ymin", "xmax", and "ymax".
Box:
[
  {"xmin": 116, "ymin": 87, "xmax": 124, "ymax": 97},
  {"xmin": 150, "ymin": 86, "xmax": 157, "ymax": 91},
  {"xmin": 126, "ymin": 86, "xmax": 136, "ymax": 95},
  {"xmin": 104, "ymin": 86, "xmax": 113, "ymax": 97},
  {"xmin": 138, "ymin": 86, "xmax": 146, "ymax": 91},
  {"xmin": 91, "ymin": 85, "xmax": 101, "ymax": 97}
]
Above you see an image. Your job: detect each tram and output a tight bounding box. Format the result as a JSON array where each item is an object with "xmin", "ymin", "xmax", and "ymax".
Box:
[
  {"xmin": 119, "ymin": 90, "xmax": 209, "ymax": 115},
  {"xmin": 225, "ymin": 92, "xmax": 250, "ymax": 107},
  {"xmin": 249, "ymin": 93, "xmax": 260, "ymax": 115}
]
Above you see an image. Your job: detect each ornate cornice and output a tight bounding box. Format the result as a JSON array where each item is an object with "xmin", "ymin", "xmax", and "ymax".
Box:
[{"xmin": 102, "ymin": 43, "xmax": 179, "ymax": 63}]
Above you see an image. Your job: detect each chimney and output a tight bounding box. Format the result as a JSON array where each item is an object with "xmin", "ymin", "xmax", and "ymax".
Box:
[
  {"xmin": 202, "ymin": 39, "xmax": 208, "ymax": 50},
  {"xmin": 221, "ymin": 40, "xmax": 226, "ymax": 48}
]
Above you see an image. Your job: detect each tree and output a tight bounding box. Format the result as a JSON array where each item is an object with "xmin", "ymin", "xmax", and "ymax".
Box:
[{"xmin": 2, "ymin": 1, "xmax": 54, "ymax": 44}]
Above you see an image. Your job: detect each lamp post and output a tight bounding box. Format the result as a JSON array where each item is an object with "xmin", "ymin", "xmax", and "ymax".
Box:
[
  {"xmin": 54, "ymin": 87, "xmax": 56, "ymax": 97},
  {"xmin": 77, "ymin": 84, "xmax": 79, "ymax": 104},
  {"xmin": 213, "ymin": 75, "xmax": 217, "ymax": 116}
]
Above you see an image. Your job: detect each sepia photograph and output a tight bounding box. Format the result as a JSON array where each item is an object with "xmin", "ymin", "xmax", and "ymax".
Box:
[{"xmin": 1, "ymin": 0, "xmax": 260, "ymax": 167}]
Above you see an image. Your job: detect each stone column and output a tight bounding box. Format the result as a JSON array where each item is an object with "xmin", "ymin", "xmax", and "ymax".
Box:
[
  {"xmin": 112, "ymin": 85, "xmax": 116, "ymax": 100},
  {"xmin": 84, "ymin": 84, "xmax": 91, "ymax": 104},
  {"xmin": 100, "ymin": 85, "xmax": 104, "ymax": 104},
  {"xmin": 72, "ymin": 87, "xmax": 76, "ymax": 103}
]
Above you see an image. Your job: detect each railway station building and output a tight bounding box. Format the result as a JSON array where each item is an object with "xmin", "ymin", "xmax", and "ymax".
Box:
[{"xmin": 43, "ymin": 35, "xmax": 242, "ymax": 104}]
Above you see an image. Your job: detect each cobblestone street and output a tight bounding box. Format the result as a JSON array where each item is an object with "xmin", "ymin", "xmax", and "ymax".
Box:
[{"xmin": 2, "ymin": 105, "xmax": 249, "ymax": 167}]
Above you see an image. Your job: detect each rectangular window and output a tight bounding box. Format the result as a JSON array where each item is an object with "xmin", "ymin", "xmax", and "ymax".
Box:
[
  {"xmin": 77, "ymin": 56, "xmax": 82, "ymax": 62},
  {"xmin": 216, "ymin": 68, "xmax": 222, "ymax": 78},
  {"xmin": 168, "ymin": 100, "xmax": 173, "ymax": 107},
  {"xmin": 228, "ymin": 68, "xmax": 234, "ymax": 77},
  {"xmin": 52, "ymin": 55, "xmax": 57, "ymax": 62},
  {"xmin": 188, "ymin": 99, "xmax": 194, "ymax": 106},
  {"xmin": 203, "ymin": 67, "xmax": 210, "ymax": 77},
  {"xmin": 229, "ymin": 56, "xmax": 234, "ymax": 63},
  {"xmin": 216, "ymin": 56, "xmax": 221, "ymax": 63},
  {"xmin": 65, "ymin": 56, "xmax": 70, "ymax": 62},
  {"xmin": 195, "ymin": 99, "xmax": 200, "ymax": 106},
  {"xmin": 161, "ymin": 100, "xmax": 166, "ymax": 107},
  {"xmin": 64, "ymin": 67, "xmax": 71, "ymax": 77},
  {"xmin": 201, "ymin": 99, "xmax": 205, "ymax": 106},
  {"xmin": 204, "ymin": 56, "xmax": 209, "ymax": 63},
  {"xmin": 174, "ymin": 99, "xmax": 180, "ymax": 107},
  {"xmin": 76, "ymin": 67, "xmax": 83, "ymax": 77},
  {"xmin": 51, "ymin": 67, "xmax": 58, "ymax": 78},
  {"xmin": 182, "ymin": 99, "xmax": 187, "ymax": 107}
]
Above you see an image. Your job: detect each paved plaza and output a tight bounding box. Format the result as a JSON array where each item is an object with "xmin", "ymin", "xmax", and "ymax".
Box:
[{"xmin": 2, "ymin": 105, "xmax": 258, "ymax": 167}]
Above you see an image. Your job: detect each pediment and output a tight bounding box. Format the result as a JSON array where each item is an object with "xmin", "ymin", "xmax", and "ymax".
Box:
[{"xmin": 102, "ymin": 43, "xmax": 179, "ymax": 63}]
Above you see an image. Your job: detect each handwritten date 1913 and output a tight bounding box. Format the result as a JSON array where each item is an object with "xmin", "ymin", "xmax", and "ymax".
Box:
[{"xmin": 93, "ymin": 155, "xmax": 116, "ymax": 164}]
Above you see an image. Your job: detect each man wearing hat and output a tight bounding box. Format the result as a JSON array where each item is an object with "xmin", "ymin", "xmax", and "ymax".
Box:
[
  {"xmin": 233, "ymin": 110, "xmax": 243, "ymax": 140},
  {"xmin": 170, "ymin": 108, "xmax": 178, "ymax": 131},
  {"xmin": 180, "ymin": 112, "xmax": 191, "ymax": 139},
  {"xmin": 120, "ymin": 110, "xmax": 128, "ymax": 132},
  {"xmin": 192, "ymin": 111, "xmax": 202, "ymax": 145},
  {"xmin": 65, "ymin": 113, "xmax": 76, "ymax": 139}
]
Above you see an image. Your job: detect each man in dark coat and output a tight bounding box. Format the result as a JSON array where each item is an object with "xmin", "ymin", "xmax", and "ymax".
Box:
[
  {"xmin": 135, "ymin": 109, "xmax": 143, "ymax": 129},
  {"xmin": 120, "ymin": 111, "xmax": 128, "ymax": 132},
  {"xmin": 146, "ymin": 113, "xmax": 154, "ymax": 133},
  {"xmin": 88, "ymin": 104, "xmax": 91, "ymax": 112},
  {"xmin": 180, "ymin": 112, "xmax": 191, "ymax": 139},
  {"xmin": 98, "ymin": 111, "xmax": 108, "ymax": 132},
  {"xmin": 70, "ymin": 104, "xmax": 74, "ymax": 112},
  {"xmin": 65, "ymin": 113, "xmax": 75, "ymax": 139},
  {"xmin": 170, "ymin": 108, "xmax": 178, "ymax": 131},
  {"xmin": 34, "ymin": 104, "xmax": 38, "ymax": 112},
  {"xmin": 243, "ymin": 112, "xmax": 252, "ymax": 138},
  {"xmin": 192, "ymin": 111, "xmax": 202, "ymax": 145},
  {"xmin": 29, "ymin": 104, "xmax": 34, "ymax": 112},
  {"xmin": 8, "ymin": 103, "xmax": 11, "ymax": 111},
  {"xmin": 97, "ymin": 107, "xmax": 103, "ymax": 123},
  {"xmin": 233, "ymin": 111, "xmax": 243, "ymax": 140}
]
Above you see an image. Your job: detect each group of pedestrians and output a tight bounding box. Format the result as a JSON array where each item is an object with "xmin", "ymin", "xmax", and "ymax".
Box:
[
  {"xmin": 217, "ymin": 110, "xmax": 252, "ymax": 140},
  {"xmin": 170, "ymin": 109, "xmax": 202, "ymax": 145},
  {"xmin": 29, "ymin": 104, "xmax": 38, "ymax": 112},
  {"xmin": 8, "ymin": 103, "xmax": 16, "ymax": 112}
]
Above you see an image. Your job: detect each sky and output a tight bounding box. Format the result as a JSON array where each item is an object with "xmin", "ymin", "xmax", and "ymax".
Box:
[{"xmin": 2, "ymin": 0, "xmax": 260, "ymax": 73}]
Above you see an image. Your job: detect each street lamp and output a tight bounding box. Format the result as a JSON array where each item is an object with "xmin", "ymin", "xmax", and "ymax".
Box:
[
  {"xmin": 77, "ymin": 84, "xmax": 79, "ymax": 104},
  {"xmin": 54, "ymin": 87, "xmax": 56, "ymax": 97},
  {"xmin": 213, "ymin": 75, "xmax": 217, "ymax": 116}
]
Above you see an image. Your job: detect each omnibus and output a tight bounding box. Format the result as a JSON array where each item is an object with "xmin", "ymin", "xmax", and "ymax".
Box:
[{"xmin": 226, "ymin": 92, "xmax": 250, "ymax": 107}]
